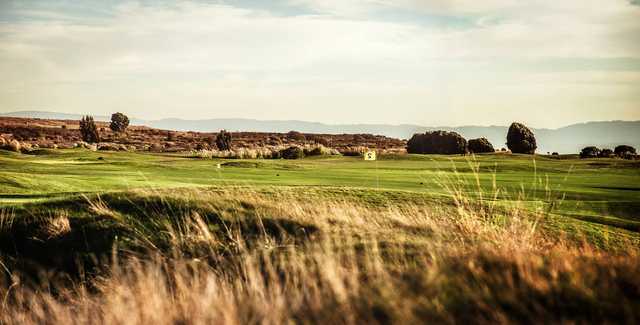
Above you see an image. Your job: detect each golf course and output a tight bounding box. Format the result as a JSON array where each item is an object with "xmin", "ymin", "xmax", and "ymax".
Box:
[
  {"xmin": 2, "ymin": 149, "xmax": 639, "ymax": 231},
  {"xmin": 2, "ymin": 148, "xmax": 640, "ymax": 323}
]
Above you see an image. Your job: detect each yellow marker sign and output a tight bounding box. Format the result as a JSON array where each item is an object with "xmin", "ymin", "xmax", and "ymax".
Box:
[{"xmin": 364, "ymin": 151, "xmax": 377, "ymax": 161}]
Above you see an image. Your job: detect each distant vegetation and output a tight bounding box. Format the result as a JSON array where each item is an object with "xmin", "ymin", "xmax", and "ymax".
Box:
[
  {"xmin": 406, "ymin": 130, "xmax": 467, "ymax": 154},
  {"xmin": 109, "ymin": 112, "xmax": 130, "ymax": 134},
  {"xmin": 615, "ymin": 145, "xmax": 637, "ymax": 157},
  {"xmin": 215, "ymin": 129, "xmax": 233, "ymax": 150},
  {"xmin": 580, "ymin": 145, "xmax": 637, "ymax": 159},
  {"xmin": 79, "ymin": 115, "xmax": 100, "ymax": 143},
  {"xmin": 507, "ymin": 122, "xmax": 537, "ymax": 154},
  {"xmin": 1, "ymin": 115, "xmax": 639, "ymax": 163},
  {"xmin": 468, "ymin": 137, "xmax": 495, "ymax": 153}
]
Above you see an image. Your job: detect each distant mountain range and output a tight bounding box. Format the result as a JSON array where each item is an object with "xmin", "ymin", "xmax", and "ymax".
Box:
[{"xmin": 2, "ymin": 110, "xmax": 639, "ymax": 154}]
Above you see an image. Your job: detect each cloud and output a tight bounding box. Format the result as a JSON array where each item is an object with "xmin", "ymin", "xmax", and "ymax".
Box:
[{"xmin": 0, "ymin": 0, "xmax": 638, "ymax": 126}]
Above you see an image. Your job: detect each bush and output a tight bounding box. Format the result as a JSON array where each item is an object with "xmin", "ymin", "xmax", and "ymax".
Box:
[
  {"xmin": 280, "ymin": 146, "xmax": 305, "ymax": 159},
  {"xmin": 79, "ymin": 116, "xmax": 100, "ymax": 143},
  {"xmin": 468, "ymin": 138, "xmax": 495, "ymax": 153},
  {"xmin": 506, "ymin": 122, "xmax": 537, "ymax": 154},
  {"xmin": 216, "ymin": 130, "xmax": 232, "ymax": 151},
  {"xmin": 302, "ymin": 144, "xmax": 339, "ymax": 157},
  {"xmin": 7, "ymin": 139, "xmax": 21, "ymax": 153},
  {"xmin": 552, "ymin": 152, "xmax": 559, "ymax": 156},
  {"xmin": 599, "ymin": 149, "xmax": 614, "ymax": 158},
  {"xmin": 614, "ymin": 145, "xmax": 636, "ymax": 157},
  {"xmin": 98, "ymin": 143, "xmax": 128, "ymax": 151},
  {"xmin": 406, "ymin": 131, "xmax": 467, "ymax": 155},
  {"xmin": 580, "ymin": 146, "xmax": 601, "ymax": 159},
  {"xmin": 286, "ymin": 131, "xmax": 306, "ymax": 142},
  {"xmin": 109, "ymin": 112, "xmax": 130, "ymax": 133},
  {"xmin": 339, "ymin": 146, "xmax": 369, "ymax": 157}
]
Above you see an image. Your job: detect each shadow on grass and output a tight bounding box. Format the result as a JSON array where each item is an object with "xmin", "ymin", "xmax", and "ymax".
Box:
[{"xmin": 0, "ymin": 192, "xmax": 320, "ymax": 283}]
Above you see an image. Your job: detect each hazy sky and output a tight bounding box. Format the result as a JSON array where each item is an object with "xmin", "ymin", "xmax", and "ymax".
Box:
[{"xmin": 1, "ymin": 0, "xmax": 639, "ymax": 127}]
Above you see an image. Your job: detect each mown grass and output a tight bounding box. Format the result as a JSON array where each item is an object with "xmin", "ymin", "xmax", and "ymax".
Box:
[{"xmin": 1, "ymin": 148, "xmax": 639, "ymax": 232}]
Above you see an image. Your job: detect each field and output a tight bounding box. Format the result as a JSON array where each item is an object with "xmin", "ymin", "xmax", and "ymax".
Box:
[{"xmin": 1, "ymin": 149, "xmax": 640, "ymax": 323}]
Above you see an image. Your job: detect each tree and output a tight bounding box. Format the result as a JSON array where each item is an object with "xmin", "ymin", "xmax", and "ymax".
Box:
[
  {"xmin": 599, "ymin": 148, "xmax": 614, "ymax": 158},
  {"xmin": 79, "ymin": 116, "xmax": 100, "ymax": 143},
  {"xmin": 579, "ymin": 146, "xmax": 601, "ymax": 159},
  {"xmin": 109, "ymin": 112, "xmax": 130, "ymax": 133},
  {"xmin": 406, "ymin": 131, "xmax": 467, "ymax": 155},
  {"xmin": 506, "ymin": 122, "xmax": 537, "ymax": 154},
  {"xmin": 215, "ymin": 130, "xmax": 232, "ymax": 151},
  {"xmin": 614, "ymin": 145, "xmax": 636, "ymax": 157},
  {"xmin": 468, "ymin": 138, "xmax": 495, "ymax": 153}
]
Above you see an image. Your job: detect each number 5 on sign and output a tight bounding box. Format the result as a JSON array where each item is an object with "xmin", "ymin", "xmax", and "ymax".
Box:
[{"xmin": 364, "ymin": 151, "xmax": 376, "ymax": 161}]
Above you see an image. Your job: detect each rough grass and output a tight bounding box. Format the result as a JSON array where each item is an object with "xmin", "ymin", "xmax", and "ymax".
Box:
[{"xmin": 1, "ymin": 187, "xmax": 639, "ymax": 324}]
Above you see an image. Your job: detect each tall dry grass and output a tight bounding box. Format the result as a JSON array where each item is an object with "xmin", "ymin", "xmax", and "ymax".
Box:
[
  {"xmin": 189, "ymin": 144, "xmax": 341, "ymax": 160},
  {"xmin": 1, "ymin": 184, "xmax": 639, "ymax": 324}
]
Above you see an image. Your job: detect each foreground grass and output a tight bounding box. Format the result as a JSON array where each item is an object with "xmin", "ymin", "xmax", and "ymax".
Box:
[{"xmin": 1, "ymin": 187, "xmax": 639, "ymax": 324}]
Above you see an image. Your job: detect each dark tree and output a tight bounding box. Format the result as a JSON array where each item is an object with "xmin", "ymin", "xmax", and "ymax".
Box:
[
  {"xmin": 406, "ymin": 131, "xmax": 467, "ymax": 155},
  {"xmin": 109, "ymin": 112, "xmax": 130, "ymax": 133},
  {"xmin": 215, "ymin": 130, "xmax": 232, "ymax": 151},
  {"xmin": 506, "ymin": 122, "xmax": 537, "ymax": 154},
  {"xmin": 614, "ymin": 145, "xmax": 636, "ymax": 157},
  {"xmin": 79, "ymin": 116, "xmax": 100, "ymax": 143},
  {"xmin": 599, "ymin": 148, "xmax": 614, "ymax": 158},
  {"xmin": 468, "ymin": 138, "xmax": 495, "ymax": 153},
  {"xmin": 579, "ymin": 146, "xmax": 601, "ymax": 159}
]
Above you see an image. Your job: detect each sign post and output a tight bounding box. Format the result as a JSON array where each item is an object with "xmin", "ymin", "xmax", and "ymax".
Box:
[
  {"xmin": 364, "ymin": 151, "xmax": 376, "ymax": 161},
  {"xmin": 364, "ymin": 150, "xmax": 379, "ymax": 189}
]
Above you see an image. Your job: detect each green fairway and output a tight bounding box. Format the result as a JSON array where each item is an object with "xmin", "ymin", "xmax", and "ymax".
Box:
[{"xmin": 1, "ymin": 148, "xmax": 639, "ymax": 234}]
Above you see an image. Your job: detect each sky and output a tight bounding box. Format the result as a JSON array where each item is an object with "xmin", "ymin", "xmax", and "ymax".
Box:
[{"xmin": 0, "ymin": 0, "xmax": 639, "ymax": 128}]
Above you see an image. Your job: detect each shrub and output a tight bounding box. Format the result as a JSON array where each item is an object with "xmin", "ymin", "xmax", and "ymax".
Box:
[
  {"xmin": 599, "ymin": 149, "xmax": 614, "ymax": 158},
  {"xmin": 98, "ymin": 143, "xmax": 128, "ymax": 151},
  {"xmin": 614, "ymin": 145, "xmax": 636, "ymax": 157},
  {"xmin": 216, "ymin": 130, "xmax": 232, "ymax": 151},
  {"xmin": 280, "ymin": 146, "xmax": 305, "ymax": 159},
  {"xmin": 339, "ymin": 146, "xmax": 368, "ymax": 157},
  {"xmin": 580, "ymin": 146, "xmax": 601, "ymax": 159},
  {"xmin": 109, "ymin": 112, "xmax": 130, "ymax": 133},
  {"xmin": 406, "ymin": 131, "xmax": 467, "ymax": 155},
  {"xmin": 506, "ymin": 122, "xmax": 537, "ymax": 154},
  {"xmin": 552, "ymin": 152, "xmax": 559, "ymax": 156},
  {"xmin": 6, "ymin": 139, "xmax": 21, "ymax": 152},
  {"xmin": 468, "ymin": 138, "xmax": 495, "ymax": 153},
  {"xmin": 286, "ymin": 131, "xmax": 306, "ymax": 142},
  {"xmin": 302, "ymin": 144, "xmax": 339, "ymax": 157},
  {"xmin": 79, "ymin": 116, "xmax": 100, "ymax": 143}
]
